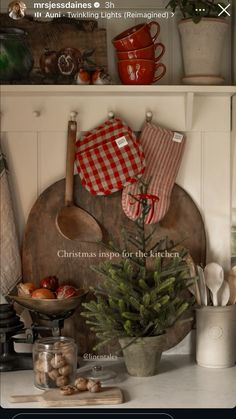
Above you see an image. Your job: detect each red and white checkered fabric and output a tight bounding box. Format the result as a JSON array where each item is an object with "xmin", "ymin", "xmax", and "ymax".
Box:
[{"xmin": 75, "ymin": 118, "xmax": 145, "ymax": 195}]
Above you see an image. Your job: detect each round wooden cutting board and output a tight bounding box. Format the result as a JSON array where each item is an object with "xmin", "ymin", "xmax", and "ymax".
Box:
[{"xmin": 22, "ymin": 176, "xmax": 206, "ymax": 353}]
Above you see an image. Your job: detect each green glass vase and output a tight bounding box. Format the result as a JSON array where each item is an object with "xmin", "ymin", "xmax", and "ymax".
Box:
[{"xmin": 0, "ymin": 28, "xmax": 34, "ymax": 82}]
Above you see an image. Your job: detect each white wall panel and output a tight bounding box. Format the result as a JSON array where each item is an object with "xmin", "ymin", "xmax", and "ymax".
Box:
[
  {"xmin": 192, "ymin": 96, "xmax": 231, "ymax": 132},
  {"xmin": 202, "ymin": 132, "xmax": 231, "ymax": 270},
  {"xmin": 176, "ymin": 131, "xmax": 202, "ymax": 206},
  {"xmin": 37, "ymin": 132, "xmax": 67, "ymax": 194}
]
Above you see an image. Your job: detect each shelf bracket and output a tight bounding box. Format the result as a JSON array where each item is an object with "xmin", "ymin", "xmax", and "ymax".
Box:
[{"xmin": 185, "ymin": 92, "xmax": 194, "ymax": 131}]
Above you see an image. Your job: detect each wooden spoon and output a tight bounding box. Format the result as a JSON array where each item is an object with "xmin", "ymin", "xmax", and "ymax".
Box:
[
  {"xmin": 217, "ymin": 280, "xmax": 230, "ymax": 306},
  {"xmin": 56, "ymin": 113, "xmax": 102, "ymax": 242},
  {"xmin": 197, "ymin": 265, "xmax": 208, "ymax": 306},
  {"xmin": 186, "ymin": 258, "xmax": 201, "ymax": 305},
  {"xmin": 204, "ymin": 263, "xmax": 224, "ymax": 306},
  {"xmin": 228, "ymin": 267, "xmax": 236, "ymax": 304}
]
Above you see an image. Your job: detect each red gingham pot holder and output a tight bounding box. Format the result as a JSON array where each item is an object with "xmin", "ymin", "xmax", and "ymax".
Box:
[{"xmin": 75, "ymin": 118, "xmax": 145, "ymax": 195}]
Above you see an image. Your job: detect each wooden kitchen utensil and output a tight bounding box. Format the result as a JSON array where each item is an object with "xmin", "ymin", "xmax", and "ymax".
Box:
[
  {"xmin": 217, "ymin": 280, "xmax": 230, "ymax": 306},
  {"xmin": 185, "ymin": 255, "xmax": 201, "ymax": 305},
  {"xmin": 10, "ymin": 386, "xmax": 123, "ymax": 406},
  {"xmin": 228, "ymin": 266, "xmax": 236, "ymax": 304},
  {"xmin": 204, "ymin": 263, "xmax": 224, "ymax": 306},
  {"xmin": 56, "ymin": 113, "xmax": 102, "ymax": 242},
  {"xmin": 197, "ymin": 265, "xmax": 208, "ymax": 306},
  {"xmin": 22, "ymin": 181, "xmax": 206, "ymax": 354}
]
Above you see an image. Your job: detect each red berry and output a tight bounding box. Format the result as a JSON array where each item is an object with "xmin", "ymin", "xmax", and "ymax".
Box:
[{"xmin": 39, "ymin": 276, "xmax": 59, "ymax": 291}]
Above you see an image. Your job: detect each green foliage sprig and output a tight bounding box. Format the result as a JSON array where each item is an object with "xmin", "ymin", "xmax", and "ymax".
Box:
[{"xmin": 166, "ymin": 1, "xmax": 229, "ymax": 23}]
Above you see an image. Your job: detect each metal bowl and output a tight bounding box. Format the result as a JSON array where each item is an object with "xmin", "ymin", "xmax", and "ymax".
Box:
[{"xmin": 7, "ymin": 290, "xmax": 87, "ymax": 316}]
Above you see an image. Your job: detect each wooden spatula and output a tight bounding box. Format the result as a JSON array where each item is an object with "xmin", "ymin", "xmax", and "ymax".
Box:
[
  {"xmin": 56, "ymin": 112, "xmax": 102, "ymax": 242},
  {"xmin": 228, "ymin": 267, "xmax": 236, "ymax": 304}
]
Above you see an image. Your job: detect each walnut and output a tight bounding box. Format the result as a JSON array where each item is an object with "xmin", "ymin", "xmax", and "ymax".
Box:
[
  {"xmin": 56, "ymin": 375, "xmax": 69, "ymax": 387},
  {"xmin": 35, "ymin": 359, "xmax": 50, "ymax": 373},
  {"xmin": 38, "ymin": 352, "xmax": 53, "ymax": 362},
  {"xmin": 58, "ymin": 364, "xmax": 72, "ymax": 376},
  {"xmin": 87, "ymin": 379, "xmax": 102, "ymax": 393},
  {"xmin": 60, "ymin": 385, "xmax": 79, "ymax": 396},
  {"xmin": 64, "ymin": 352, "xmax": 75, "ymax": 365},
  {"xmin": 34, "ymin": 359, "xmax": 41, "ymax": 371},
  {"xmin": 74, "ymin": 376, "xmax": 88, "ymax": 391},
  {"xmin": 35, "ymin": 371, "xmax": 45, "ymax": 385},
  {"xmin": 50, "ymin": 355, "xmax": 66, "ymax": 369},
  {"xmin": 48, "ymin": 368, "xmax": 60, "ymax": 381}
]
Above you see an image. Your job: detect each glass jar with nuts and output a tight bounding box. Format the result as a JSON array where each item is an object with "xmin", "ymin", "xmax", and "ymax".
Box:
[{"xmin": 33, "ymin": 337, "xmax": 77, "ymax": 390}]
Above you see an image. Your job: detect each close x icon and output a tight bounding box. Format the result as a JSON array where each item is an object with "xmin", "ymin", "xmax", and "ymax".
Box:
[{"xmin": 218, "ymin": 3, "xmax": 231, "ymax": 16}]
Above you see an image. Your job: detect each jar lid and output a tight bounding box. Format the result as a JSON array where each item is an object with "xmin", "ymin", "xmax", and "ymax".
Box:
[
  {"xmin": 0, "ymin": 28, "xmax": 27, "ymax": 39},
  {"xmin": 34, "ymin": 336, "xmax": 75, "ymax": 351}
]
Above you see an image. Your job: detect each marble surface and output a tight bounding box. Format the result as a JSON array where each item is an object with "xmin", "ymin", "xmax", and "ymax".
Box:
[{"xmin": 1, "ymin": 355, "xmax": 236, "ymax": 409}]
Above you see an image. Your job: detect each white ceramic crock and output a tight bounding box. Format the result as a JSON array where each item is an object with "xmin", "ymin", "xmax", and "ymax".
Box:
[{"xmin": 196, "ymin": 305, "xmax": 236, "ymax": 368}]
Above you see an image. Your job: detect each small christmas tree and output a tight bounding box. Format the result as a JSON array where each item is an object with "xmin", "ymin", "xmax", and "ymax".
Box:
[{"xmin": 81, "ymin": 181, "xmax": 196, "ymax": 350}]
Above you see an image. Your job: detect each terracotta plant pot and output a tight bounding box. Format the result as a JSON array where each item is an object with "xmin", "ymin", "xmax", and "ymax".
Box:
[
  {"xmin": 112, "ymin": 22, "xmax": 160, "ymax": 51},
  {"xmin": 118, "ymin": 59, "xmax": 166, "ymax": 85},
  {"xmin": 196, "ymin": 305, "xmax": 236, "ymax": 368},
  {"xmin": 178, "ymin": 18, "xmax": 228, "ymax": 85},
  {"xmin": 117, "ymin": 42, "xmax": 165, "ymax": 63},
  {"xmin": 119, "ymin": 335, "xmax": 166, "ymax": 377}
]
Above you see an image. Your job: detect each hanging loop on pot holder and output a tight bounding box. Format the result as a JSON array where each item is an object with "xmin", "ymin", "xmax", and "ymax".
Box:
[{"xmin": 75, "ymin": 117, "xmax": 145, "ymax": 196}]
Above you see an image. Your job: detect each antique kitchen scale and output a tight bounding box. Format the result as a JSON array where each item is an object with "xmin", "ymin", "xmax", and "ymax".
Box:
[{"xmin": 0, "ymin": 293, "xmax": 86, "ymax": 372}]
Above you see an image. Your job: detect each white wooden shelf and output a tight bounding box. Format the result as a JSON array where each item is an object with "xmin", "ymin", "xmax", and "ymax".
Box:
[
  {"xmin": 1, "ymin": 85, "xmax": 235, "ymax": 132},
  {"xmin": 1, "ymin": 85, "xmax": 236, "ymax": 96}
]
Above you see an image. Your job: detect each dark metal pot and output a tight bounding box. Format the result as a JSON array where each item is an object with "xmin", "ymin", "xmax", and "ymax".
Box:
[{"xmin": 0, "ymin": 28, "xmax": 34, "ymax": 81}]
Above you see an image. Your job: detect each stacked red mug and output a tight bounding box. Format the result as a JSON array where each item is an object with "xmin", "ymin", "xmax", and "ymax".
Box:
[{"xmin": 112, "ymin": 22, "xmax": 166, "ymax": 85}]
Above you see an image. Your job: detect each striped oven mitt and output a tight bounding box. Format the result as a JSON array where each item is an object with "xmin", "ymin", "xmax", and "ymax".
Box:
[{"xmin": 122, "ymin": 122, "xmax": 186, "ymax": 224}]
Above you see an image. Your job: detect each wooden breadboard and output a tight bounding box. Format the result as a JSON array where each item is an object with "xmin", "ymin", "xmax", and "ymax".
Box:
[{"xmin": 11, "ymin": 386, "xmax": 123, "ymax": 406}]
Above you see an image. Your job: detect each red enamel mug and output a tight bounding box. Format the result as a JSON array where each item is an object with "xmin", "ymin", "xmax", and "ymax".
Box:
[
  {"xmin": 118, "ymin": 59, "xmax": 166, "ymax": 85},
  {"xmin": 117, "ymin": 42, "xmax": 165, "ymax": 63},
  {"xmin": 112, "ymin": 22, "xmax": 160, "ymax": 51}
]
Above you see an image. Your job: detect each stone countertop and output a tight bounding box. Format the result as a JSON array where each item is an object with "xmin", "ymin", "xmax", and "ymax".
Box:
[{"xmin": 1, "ymin": 355, "xmax": 236, "ymax": 409}]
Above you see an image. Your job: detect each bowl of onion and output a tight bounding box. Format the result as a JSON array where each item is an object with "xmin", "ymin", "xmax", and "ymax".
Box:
[{"xmin": 7, "ymin": 276, "xmax": 87, "ymax": 315}]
